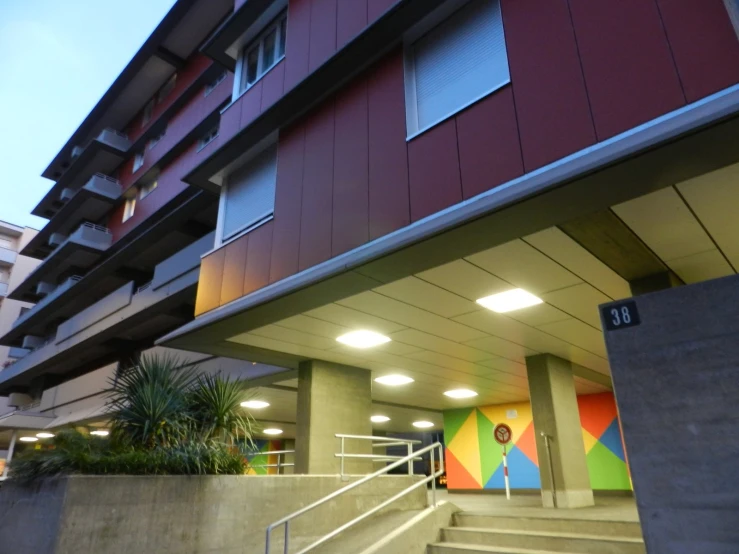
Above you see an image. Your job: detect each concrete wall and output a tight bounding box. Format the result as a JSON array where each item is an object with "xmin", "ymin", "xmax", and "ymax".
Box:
[
  {"xmin": 602, "ymin": 274, "xmax": 739, "ymax": 553},
  {"xmin": 0, "ymin": 474, "xmax": 426, "ymax": 554}
]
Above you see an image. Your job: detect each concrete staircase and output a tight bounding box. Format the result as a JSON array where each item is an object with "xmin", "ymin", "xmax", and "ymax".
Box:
[{"xmin": 428, "ymin": 512, "xmax": 646, "ymax": 554}]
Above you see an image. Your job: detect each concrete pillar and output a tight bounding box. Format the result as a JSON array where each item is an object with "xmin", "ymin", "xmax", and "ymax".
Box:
[
  {"xmin": 1, "ymin": 430, "xmax": 17, "ymax": 480},
  {"xmin": 295, "ymin": 360, "xmax": 372, "ymax": 475},
  {"xmin": 526, "ymin": 354, "xmax": 594, "ymax": 508},
  {"xmin": 281, "ymin": 439, "xmax": 295, "ymax": 475}
]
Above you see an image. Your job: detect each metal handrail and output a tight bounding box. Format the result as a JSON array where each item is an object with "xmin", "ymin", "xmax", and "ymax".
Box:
[
  {"xmin": 81, "ymin": 222, "xmax": 112, "ymax": 234},
  {"xmin": 265, "ymin": 441, "xmax": 445, "ymax": 554},
  {"xmin": 335, "ymin": 434, "xmax": 421, "ymax": 477},
  {"xmin": 249, "ymin": 450, "xmax": 295, "ymax": 472}
]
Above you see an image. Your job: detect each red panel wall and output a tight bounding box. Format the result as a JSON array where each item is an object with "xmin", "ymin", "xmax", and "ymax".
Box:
[
  {"xmin": 657, "ymin": 0, "xmax": 739, "ymax": 103},
  {"xmin": 284, "ymin": 0, "xmax": 312, "ymax": 91},
  {"xmin": 244, "ymin": 222, "xmax": 273, "ymax": 294},
  {"xmin": 220, "ymin": 235, "xmax": 249, "ymax": 305},
  {"xmin": 568, "ymin": 0, "xmax": 685, "ymax": 140},
  {"xmin": 309, "ymin": 0, "xmax": 338, "ymax": 71},
  {"xmin": 337, "ymin": 0, "xmax": 368, "ymax": 48}
]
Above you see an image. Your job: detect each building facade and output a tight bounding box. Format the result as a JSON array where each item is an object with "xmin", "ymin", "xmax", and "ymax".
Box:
[{"xmin": 3, "ymin": 0, "xmax": 739, "ymax": 549}]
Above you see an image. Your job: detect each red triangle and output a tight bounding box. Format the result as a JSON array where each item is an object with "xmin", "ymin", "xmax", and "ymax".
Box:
[
  {"xmin": 577, "ymin": 392, "xmax": 618, "ymax": 439},
  {"xmin": 515, "ymin": 422, "xmax": 539, "ymax": 467},
  {"xmin": 445, "ymin": 448, "xmax": 481, "ymax": 490}
]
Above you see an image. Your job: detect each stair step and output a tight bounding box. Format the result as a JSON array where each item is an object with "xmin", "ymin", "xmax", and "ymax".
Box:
[
  {"xmin": 441, "ymin": 527, "xmax": 645, "ymax": 554},
  {"xmin": 454, "ymin": 513, "xmax": 643, "ymax": 538},
  {"xmin": 428, "ymin": 543, "xmax": 579, "ymax": 554}
]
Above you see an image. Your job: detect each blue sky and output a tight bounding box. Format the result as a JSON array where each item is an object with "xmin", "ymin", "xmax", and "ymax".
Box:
[{"xmin": 0, "ymin": 0, "xmax": 176, "ymax": 229}]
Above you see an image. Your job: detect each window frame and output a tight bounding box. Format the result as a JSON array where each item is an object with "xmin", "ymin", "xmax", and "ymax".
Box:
[
  {"xmin": 132, "ymin": 151, "xmax": 145, "ymax": 172},
  {"xmin": 197, "ymin": 126, "xmax": 220, "ymax": 151},
  {"xmin": 234, "ymin": 12, "xmax": 287, "ymax": 97},
  {"xmin": 216, "ymin": 141, "xmax": 278, "ymax": 245},
  {"xmin": 139, "ymin": 180, "xmax": 158, "ymax": 200},
  {"xmin": 142, "ymin": 100, "xmax": 154, "ymax": 126},
  {"xmin": 148, "ymin": 127, "xmax": 166, "ymax": 150},
  {"xmin": 122, "ymin": 197, "xmax": 136, "ymax": 223},
  {"xmin": 158, "ymin": 74, "xmax": 177, "ymax": 104},
  {"xmin": 403, "ymin": 0, "xmax": 510, "ymax": 140},
  {"xmin": 205, "ymin": 71, "xmax": 228, "ymax": 96}
]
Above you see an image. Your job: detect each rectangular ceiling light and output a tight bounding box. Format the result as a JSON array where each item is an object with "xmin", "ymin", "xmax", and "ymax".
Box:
[{"xmin": 476, "ymin": 288, "xmax": 543, "ymax": 313}]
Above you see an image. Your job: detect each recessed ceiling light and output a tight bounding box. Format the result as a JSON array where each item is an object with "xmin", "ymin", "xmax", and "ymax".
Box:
[
  {"xmin": 336, "ymin": 330, "xmax": 391, "ymax": 349},
  {"xmin": 476, "ymin": 289, "xmax": 543, "ymax": 313},
  {"xmin": 36, "ymin": 432, "xmax": 55, "ymax": 439},
  {"xmin": 263, "ymin": 428, "xmax": 283, "ymax": 436},
  {"xmin": 90, "ymin": 430, "xmax": 109, "ymax": 437},
  {"xmin": 19, "ymin": 437, "xmax": 38, "ymax": 442},
  {"xmin": 374, "ymin": 375, "xmax": 414, "ymax": 386},
  {"xmin": 444, "ymin": 389, "xmax": 478, "ymax": 399},
  {"xmin": 371, "ymin": 415, "xmax": 390, "ymax": 423},
  {"xmin": 413, "ymin": 421, "xmax": 435, "ymax": 429},
  {"xmin": 241, "ymin": 400, "xmax": 270, "ymax": 409}
]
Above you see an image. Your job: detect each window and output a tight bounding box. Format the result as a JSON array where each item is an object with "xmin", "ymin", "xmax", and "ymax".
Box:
[
  {"xmin": 123, "ymin": 197, "xmax": 136, "ymax": 222},
  {"xmin": 148, "ymin": 127, "xmax": 166, "ymax": 150},
  {"xmin": 142, "ymin": 100, "xmax": 154, "ymax": 126},
  {"xmin": 205, "ymin": 71, "xmax": 228, "ymax": 96},
  {"xmin": 198, "ymin": 126, "xmax": 219, "ymax": 151},
  {"xmin": 404, "ymin": 0, "xmax": 509, "ymax": 137},
  {"xmin": 132, "ymin": 151, "xmax": 145, "ymax": 172},
  {"xmin": 0, "ymin": 236, "xmax": 13, "ymax": 250},
  {"xmin": 238, "ymin": 13, "xmax": 287, "ymax": 94},
  {"xmin": 0, "ymin": 270, "xmax": 8, "ymax": 283},
  {"xmin": 220, "ymin": 145, "xmax": 277, "ymax": 241},
  {"xmin": 139, "ymin": 180, "xmax": 158, "ymax": 200},
  {"xmin": 158, "ymin": 74, "xmax": 177, "ymax": 103}
]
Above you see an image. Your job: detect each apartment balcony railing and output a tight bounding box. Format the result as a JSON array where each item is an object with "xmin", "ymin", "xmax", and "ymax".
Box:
[
  {"xmin": 72, "ymin": 128, "xmax": 130, "ymax": 159},
  {"xmin": 0, "ymin": 282, "xmax": 8, "ymax": 297},
  {"xmin": 60, "ymin": 173, "xmax": 122, "ymax": 204},
  {"xmin": 8, "ymin": 346, "xmax": 30, "ymax": 360},
  {"xmin": 0, "ymin": 247, "xmax": 17, "ymax": 266},
  {"xmin": 12, "ymin": 276, "xmax": 82, "ymax": 329}
]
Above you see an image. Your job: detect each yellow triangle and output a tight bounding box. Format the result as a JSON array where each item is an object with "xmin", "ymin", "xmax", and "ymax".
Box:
[
  {"xmin": 447, "ymin": 409, "xmax": 483, "ymax": 486},
  {"xmin": 479, "ymin": 401, "xmax": 533, "ymax": 443},
  {"xmin": 582, "ymin": 428, "xmax": 598, "ymax": 454}
]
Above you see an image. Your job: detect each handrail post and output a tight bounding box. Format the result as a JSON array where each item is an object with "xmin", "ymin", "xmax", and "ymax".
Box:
[
  {"xmin": 340, "ymin": 436, "xmax": 345, "ymax": 478},
  {"xmin": 283, "ymin": 521, "xmax": 289, "ymax": 554},
  {"xmin": 407, "ymin": 442, "xmax": 413, "ymax": 475},
  {"xmin": 277, "ymin": 452, "xmax": 282, "ymax": 474},
  {"xmin": 430, "ymin": 446, "xmax": 437, "ymax": 507}
]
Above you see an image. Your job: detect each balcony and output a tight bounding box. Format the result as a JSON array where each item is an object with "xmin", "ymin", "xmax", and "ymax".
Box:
[
  {"xmin": 8, "ymin": 346, "xmax": 30, "ymax": 360},
  {"xmin": 22, "ymin": 174, "xmax": 122, "ymax": 259},
  {"xmin": 0, "ymin": 282, "xmax": 7, "ymax": 297},
  {"xmin": 33, "ymin": 129, "xmax": 131, "ymax": 219},
  {"xmin": 0, "ymin": 247, "xmax": 17, "ymax": 266},
  {"xmin": 12, "ymin": 276, "xmax": 82, "ymax": 329}
]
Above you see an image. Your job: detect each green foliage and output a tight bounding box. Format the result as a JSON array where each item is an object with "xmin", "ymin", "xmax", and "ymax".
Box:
[{"xmin": 11, "ymin": 354, "xmax": 256, "ymax": 482}]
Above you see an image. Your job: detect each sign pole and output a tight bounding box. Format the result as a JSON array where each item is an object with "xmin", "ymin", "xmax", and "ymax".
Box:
[{"xmin": 502, "ymin": 443, "xmax": 510, "ymax": 500}]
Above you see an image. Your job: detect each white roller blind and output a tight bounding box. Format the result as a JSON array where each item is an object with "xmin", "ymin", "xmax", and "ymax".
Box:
[
  {"xmin": 410, "ymin": 0, "xmax": 509, "ymax": 133},
  {"xmin": 222, "ymin": 145, "xmax": 277, "ymax": 240}
]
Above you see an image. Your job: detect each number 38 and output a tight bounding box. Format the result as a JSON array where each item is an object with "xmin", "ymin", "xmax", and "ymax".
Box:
[{"xmin": 610, "ymin": 306, "xmax": 631, "ymax": 326}]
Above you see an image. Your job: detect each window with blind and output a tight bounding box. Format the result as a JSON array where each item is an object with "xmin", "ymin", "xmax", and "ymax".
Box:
[
  {"xmin": 220, "ymin": 145, "xmax": 277, "ymax": 241},
  {"xmin": 405, "ymin": 0, "xmax": 510, "ymax": 137}
]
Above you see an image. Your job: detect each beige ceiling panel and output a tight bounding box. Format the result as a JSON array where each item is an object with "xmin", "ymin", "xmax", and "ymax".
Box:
[
  {"xmin": 504, "ymin": 303, "xmax": 571, "ymax": 327},
  {"xmin": 666, "ymin": 249, "xmax": 734, "ymax": 284},
  {"xmin": 374, "ymin": 276, "xmax": 481, "ymax": 318},
  {"xmin": 462, "ymin": 335, "xmax": 538, "ymax": 364},
  {"xmin": 475, "ymin": 357, "xmax": 528, "ymax": 378},
  {"xmin": 523, "ymin": 227, "xmax": 631, "ymax": 300},
  {"xmin": 542, "ymin": 283, "xmax": 612, "ymax": 330},
  {"xmin": 330, "ymin": 340, "xmax": 423, "ymax": 357},
  {"xmin": 536, "ymin": 319, "xmax": 608, "ymax": 358},
  {"xmin": 465, "ymin": 239, "xmax": 582, "ymax": 294},
  {"xmin": 678, "ymin": 162, "xmax": 739, "ymax": 270},
  {"xmin": 304, "ymin": 304, "xmax": 408, "ymax": 335},
  {"xmin": 248, "ymin": 325, "xmax": 338, "ymax": 350},
  {"xmin": 274, "ymin": 314, "xmax": 350, "ymax": 340},
  {"xmin": 389, "ymin": 328, "xmax": 492, "ymax": 362},
  {"xmin": 612, "ymin": 187, "xmax": 714, "ymax": 262},
  {"xmin": 416, "ymin": 259, "xmax": 511, "ymax": 301},
  {"xmin": 338, "ymin": 291, "xmax": 488, "ymax": 342}
]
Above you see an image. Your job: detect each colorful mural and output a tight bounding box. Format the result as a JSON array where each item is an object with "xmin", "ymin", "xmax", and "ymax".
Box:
[
  {"xmin": 246, "ymin": 440, "xmax": 283, "ymax": 475},
  {"xmin": 443, "ymin": 392, "xmax": 630, "ymax": 491}
]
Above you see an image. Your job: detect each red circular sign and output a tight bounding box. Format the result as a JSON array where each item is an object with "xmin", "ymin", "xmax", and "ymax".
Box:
[{"xmin": 493, "ymin": 423, "xmax": 512, "ymax": 445}]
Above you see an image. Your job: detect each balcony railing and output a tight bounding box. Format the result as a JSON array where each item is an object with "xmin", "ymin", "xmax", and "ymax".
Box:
[
  {"xmin": 12, "ymin": 276, "xmax": 82, "ymax": 329},
  {"xmin": 0, "ymin": 247, "xmax": 17, "ymax": 265},
  {"xmin": 73, "ymin": 128, "xmax": 130, "ymax": 157},
  {"xmin": 0, "ymin": 282, "xmax": 8, "ymax": 297},
  {"xmin": 60, "ymin": 173, "xmax": 122, "ymax": 204}
]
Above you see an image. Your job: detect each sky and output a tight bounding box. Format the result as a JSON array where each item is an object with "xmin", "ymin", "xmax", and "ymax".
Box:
[{"xmin": 0, "ymin": 0, "xmax": 177, "ymax": 230}]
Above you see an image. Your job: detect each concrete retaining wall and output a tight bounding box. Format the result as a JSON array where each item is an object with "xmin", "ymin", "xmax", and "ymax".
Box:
[{"xmin": 0, "ymin": 474, "xmax": 426, "ymax": 554}]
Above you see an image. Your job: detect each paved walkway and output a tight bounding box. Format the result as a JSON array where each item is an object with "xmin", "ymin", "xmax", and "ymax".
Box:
[{"xmin": 431, "ymin": 489, "xmax": 640, "ymax": 522}]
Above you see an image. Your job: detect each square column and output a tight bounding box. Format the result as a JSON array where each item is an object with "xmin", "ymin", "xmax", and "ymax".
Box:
[
  {"xmin": 526, "ymin": 354, "xmax": 594, "ymax": 508},
  {"xmin": 295, "ymin": 360, "xmax": 372, "ymax": 474}
]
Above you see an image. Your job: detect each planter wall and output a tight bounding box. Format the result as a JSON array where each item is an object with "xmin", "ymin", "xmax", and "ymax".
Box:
[{"xmin": 0, "ymin": 474, "xmax": 426, "ymax": 553}]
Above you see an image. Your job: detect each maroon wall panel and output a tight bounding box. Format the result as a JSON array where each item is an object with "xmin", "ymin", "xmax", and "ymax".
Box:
[
  {"xmin": 284, "ymin": 0, "xmax": 312, "ymax": 91},
  {"xmin": 568, "ymin": 0, "xmax": 685, "ymax": 140},
  {"xmin": 367, "ymin": 52, "xmax": 410, "ymax": 240},
  {"xmin": 220, "ymin": 235, "xmax": 249, "ymax": 305},
  {"xmin": 500, "ymin": 0, "xmax": 595, "ymax": 172},
  {"xmin": 407, "ymin": 119, "xmax": 462, "ymax": 222},
  {"xmin": 261, "ymin": 61, "xmax": 286, "ymax": 112},
  {"xmin": 368, "ymin": 0, "xmax": 398, "ymax": 23},
  {"xmin": 270, "ymin": 126, "xmax": 306, "ymax": 283},
  {"xmin": 244, "ymin": 222, "xmax": 274, "ymax": 294},
  {"xmin": 240, "ymin": 81, "xmax": 264, "ymax": 129},
  {"xmin": 657, "ymin": 0, "xmax": 739, "ymax": 103},
  {"xmin": 456, "ymin": 88, "xmax": 523, "ymax": 200},
  {"xmin": 196, "ymin": 248, "xmax": 226, "ymax": 315},
  {"xmin": 309, "ymin": 0, "xmax": 338, "ymax": 71},
  {"xmin": 332, "ymin": 79, "xmax": 370, "ymax": 256},
  {"xmin": 337, "ymin": 0, "xmax": 368, "ymax": 48},
  {"xmin": 298, "ymin": 102, "xmax": 335, "ymax": 271}
]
